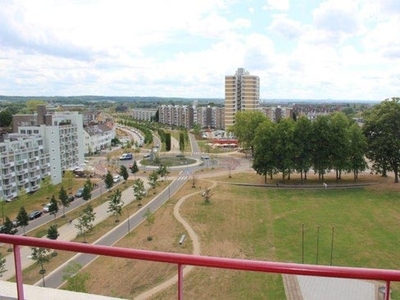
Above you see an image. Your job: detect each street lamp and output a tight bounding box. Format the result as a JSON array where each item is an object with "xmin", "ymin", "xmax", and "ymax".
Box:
[
  {"xmin": 1, "ymin": 198, "xmax": 5, "ymax": 223},
  {"xmin": 126, "ymin": 207, "xmax": 131, "ymax": 235}
]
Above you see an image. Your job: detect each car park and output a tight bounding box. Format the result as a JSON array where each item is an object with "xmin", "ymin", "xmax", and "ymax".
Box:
[
  {"xmin": 29, "ymin": 210, "xmax": 42, "ymax": 220},
  {"xmin": 75, "ymin": 187, "xmax": 84, "ymax": 198}
]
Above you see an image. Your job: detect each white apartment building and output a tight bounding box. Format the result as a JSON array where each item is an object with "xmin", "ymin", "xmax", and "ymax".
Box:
[
  {"xmin": 0, "ymin": 134, "xmax": 50, "ymax": 201},
  {"xmin": 132, "ymin": 109, "xmax": 157, "ymax": 121},
  {"xmin": 84, "ymin": 123, "xmax": 115, "ymax": 154},
  {"xmin": 14, "ymin": 107, "xmax": 85, "ymax": 186}
]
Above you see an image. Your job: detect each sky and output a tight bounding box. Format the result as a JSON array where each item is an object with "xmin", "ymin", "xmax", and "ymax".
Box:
[{"xmin": 0, "ymin": 0, "xmax": 399, "ymax": 101}]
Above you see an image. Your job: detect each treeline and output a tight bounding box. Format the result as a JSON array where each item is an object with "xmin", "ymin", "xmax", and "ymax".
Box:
[{"xmin": 231, "ymin": 111, "xmax": 367, "ymax": 183}]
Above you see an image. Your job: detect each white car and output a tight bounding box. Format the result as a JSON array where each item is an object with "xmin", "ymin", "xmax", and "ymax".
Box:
[
  {"xmin": 42, "ymin": 203, "xmax": 52, "ymax": 213},
  {"xmin": 113, "ymin": 175, "xmax": 122, "ymax": 183}
]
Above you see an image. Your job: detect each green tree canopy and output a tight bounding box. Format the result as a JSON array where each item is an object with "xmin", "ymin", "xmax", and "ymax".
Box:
[
  {"xmin": 0, "ymin": 110, "xmax": 12, "ymax": 127},
  {"xmin": 363, "ymin": 97, "xmax": 400, "ymax": 183},
  {"xmin": 229, "ymin": 110, "xmax": 267, "ymax": 153}
]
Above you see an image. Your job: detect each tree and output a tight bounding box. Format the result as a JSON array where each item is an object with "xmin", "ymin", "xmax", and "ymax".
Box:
[
  {"xmin": 165, "ymin": 132, "xmax": 171, "ymax": 151},
  {"xmin": 0, "ymin": 110, "xmax": 12, "ymax": 127},
  {"xmin": 329, "ymin": 112, "xmax": 351, "ymax": 182},
  {"xmin": 363, "ymin": 98, "xmax": 400, "ymax": 183},
  {"xmin": 201, "ymin": 187, "xmax": 213, "ymax": 204},
  {"xmin": 0, "ymin": 253, "xmax": 6, "ymax": 277},
  {"xmin": 104, "ymin": 171, "xmax": 114, "ymax": 189},
  {"xmin": 133, "ymin": 178, "xmax": 146, "ymax": 206},
  {"xmin": 2, "ymin": 217, "xmax": 17, "ymax": 235},
  {"xmin": 192, "ymin": 123, "xmax": 201, "ymax": 138},
  {"xmin": 59, "ymin": 185, "xmax": 69, "ymax": 217},
  {"xmin": 62, "ymin": 262, "xmax": 90, "ymax": 292},
  {"xmin": 107, "ymin": 189, "xmax": 124, "ymax": 223},
  {"xmin": 47, "ymin": 224, "xmax": 59, "ymax": 240},
  {"xmin": 130, "ymin": 161, "xmax": 139, "ymax": 177},
  {"xmin": 16, "ymin": 207, "xmax": 29, "ymax": 235},
  {"xmin": 48, "ymin": 195, "xmax": 59, "ymax": 219},
  {"xmin": 148, "ymin": 170, "xmax": 159, "ymax": 193},
  {"xmin": 311, "ymin": 116, "xmax": 333, "ymax": 181},
  {"xmin": 82, "ymin": 178, "xmax": 93, "ymax": 201},
  {"xmin": 179, "ymin": 132, "xmax": 185, "ymax": 153},
  {"xmin": 253, "ymin": 119, "xmax": 278, "ymax": 183},
  {"xmin": 229, "ymin": 110, "xmax": 267, "ymax": 154},
  {"xmin": 347, "ymin": 123, "xmax": 368, "ymax": 182},
  {"xmin": 293, "ymin": 117, "xmax": 313, "ymax": 182},
  {"xmin": 26, "ymin": 100, "xmax": 46, "ymax": 113},
  {"xmin": 157, "ymin": 164, "xmax": 170, "ymax": 181},
  {"xmin": 119, "ymin": 165, "xmax": 129, "ymax": 181},
  {"xmin": 31, "ymin": 247, "xmax": 51, "ymax": 287},
  {"xmin": 75, "ymin": 204, "xmax": 96, "ymax": 243},
  {"xmin": 143, "ymin": 208, "xmax": 155, "ymax": 241},
  {"xmin": 274, "ymin": 118, "xmax": 295, "ymax": 182}
]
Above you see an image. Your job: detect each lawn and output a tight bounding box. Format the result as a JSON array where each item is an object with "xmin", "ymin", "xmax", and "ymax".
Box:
[{"xmin": 78, "ymin": 171, "xmax": 400, "ymax": 299}]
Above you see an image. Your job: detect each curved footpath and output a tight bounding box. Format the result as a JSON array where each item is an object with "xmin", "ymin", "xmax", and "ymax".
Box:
[{"xmin": 135, "ymin": 180, "xmax": 217, "ymax": 299}]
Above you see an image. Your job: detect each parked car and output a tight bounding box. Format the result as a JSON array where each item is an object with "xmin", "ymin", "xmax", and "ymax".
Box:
[
  {"xmin": 42, "ymin": 203, "xmax": 51, "ymax": 213},
  {"xmin": 68, "ymin": 194, "xmax": 75, "ymax": 202},
  {"xmin": 29, "ymin": 210, "xmax": 42, "ymax": 220},
  {"xmin": 12, "ymin": 219, "xmax": 20, "ymax": 228},
  {"xmin": 119, "ymin": 153, "xmax": 133, "ymax": 160},
  {"xmin": 113, "ymin": 175, "xmax": 122, "ymax": 183},
  {"xmin": 75, "ymin": 187, "xmax": 84, "ymax": 198},
  {"xmin": 143, "ymin": 153, "xmax": 150, "ymax": 158}
]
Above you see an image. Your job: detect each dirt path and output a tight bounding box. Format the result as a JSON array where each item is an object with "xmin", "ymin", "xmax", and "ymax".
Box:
[{"xmin": 135, "ymin": 180, "xmax": 217, "ymax": 299}]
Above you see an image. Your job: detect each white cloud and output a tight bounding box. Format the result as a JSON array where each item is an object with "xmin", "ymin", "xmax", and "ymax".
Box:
[
  {"xmin": 263, "ymin": 0, "xmax": 290, "ymax": 11},
  {"xmin": 268, "ymin": 15, "xmax": 304, "ymax": 39}
]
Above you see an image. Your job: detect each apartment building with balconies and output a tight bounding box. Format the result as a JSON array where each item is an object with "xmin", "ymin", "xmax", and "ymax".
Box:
[
  {"xmin": 0, "ymin": 134, "xmax": 50, "ymax": 201},
  {"xmin": 13, "ymin": 105, "xmax": 85, "ymax": 186},
  {"xmin": 224, "ymin": 68, "xmax": 260, "ymax": 130}
]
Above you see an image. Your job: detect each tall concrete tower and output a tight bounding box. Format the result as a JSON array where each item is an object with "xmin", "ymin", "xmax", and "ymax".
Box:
[{"xmin": 224, "ymin": 68, "xmax": 260, "ymax": 129}]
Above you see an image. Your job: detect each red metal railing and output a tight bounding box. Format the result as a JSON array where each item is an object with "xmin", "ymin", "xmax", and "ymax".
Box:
[{"xmin": 1, "ymin": 234, "xmax": 399, "ymax": 300}]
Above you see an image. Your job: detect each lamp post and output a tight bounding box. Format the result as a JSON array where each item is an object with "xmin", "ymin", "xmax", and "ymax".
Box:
[
  {"xmin": 126, "ymin": 208, "xmax": 131, "ymax": 235},
  {"xmin": 1, "ymin": 198, "xmax": 5, "ymax": 223}
]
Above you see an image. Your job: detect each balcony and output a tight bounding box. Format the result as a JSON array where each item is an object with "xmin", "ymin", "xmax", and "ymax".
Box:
[
  {"xmin": 0, "ymin": 234, "xmax": 397, "ymax": 300},
  {"xmin": 3, "ymin": 172, "xmax": 15, "ymax": 179}
]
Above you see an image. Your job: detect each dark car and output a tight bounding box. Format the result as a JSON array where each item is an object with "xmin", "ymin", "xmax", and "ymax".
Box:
[
  {"xmin": 29, "ymin": 210, "xmax": 42, "ymax": 220},
  {"xmin": 68, "ymin": 194, "xmax": 75, "ymax": 202}
]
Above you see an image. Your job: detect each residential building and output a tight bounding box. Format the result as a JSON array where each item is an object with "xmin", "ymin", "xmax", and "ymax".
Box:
[
  {"xmin": 132, "ymin": 109, "xmax": 157, "ymax": 121},
  {"xmin": 84, "ymin": 123, "xmax": 115, "ymax": 154},
  {"xmin": 158, "ymin": 105, "xmax": 194, "ymax": 128},
  {"xmin": 13, "ymin": 105, "xmax": 85, "ymax": 185},
  {"xmin": 197, "ymin": 106, "xmax": 224, "ymax": 129},
  {"xmin": 224, "ymin": 68, "xmax": 260, "ymax": 129},
  {"xmin": 0, "ymin": 133, "xmax": 50, "ymax": 201},
  {"xmin": 260, "ymin": 106, "xmax": 294, "ymax": 122}
]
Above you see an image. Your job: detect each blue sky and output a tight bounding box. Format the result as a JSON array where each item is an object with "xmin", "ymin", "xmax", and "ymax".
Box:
[{"xmin": 0, "ymin": 0, "xmax": 399, "ymax": 100}]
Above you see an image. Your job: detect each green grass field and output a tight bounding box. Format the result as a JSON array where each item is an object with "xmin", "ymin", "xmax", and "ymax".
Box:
[{"xmin": 174, "ymin": 179, "xmax": 400, "ymax": 299}]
